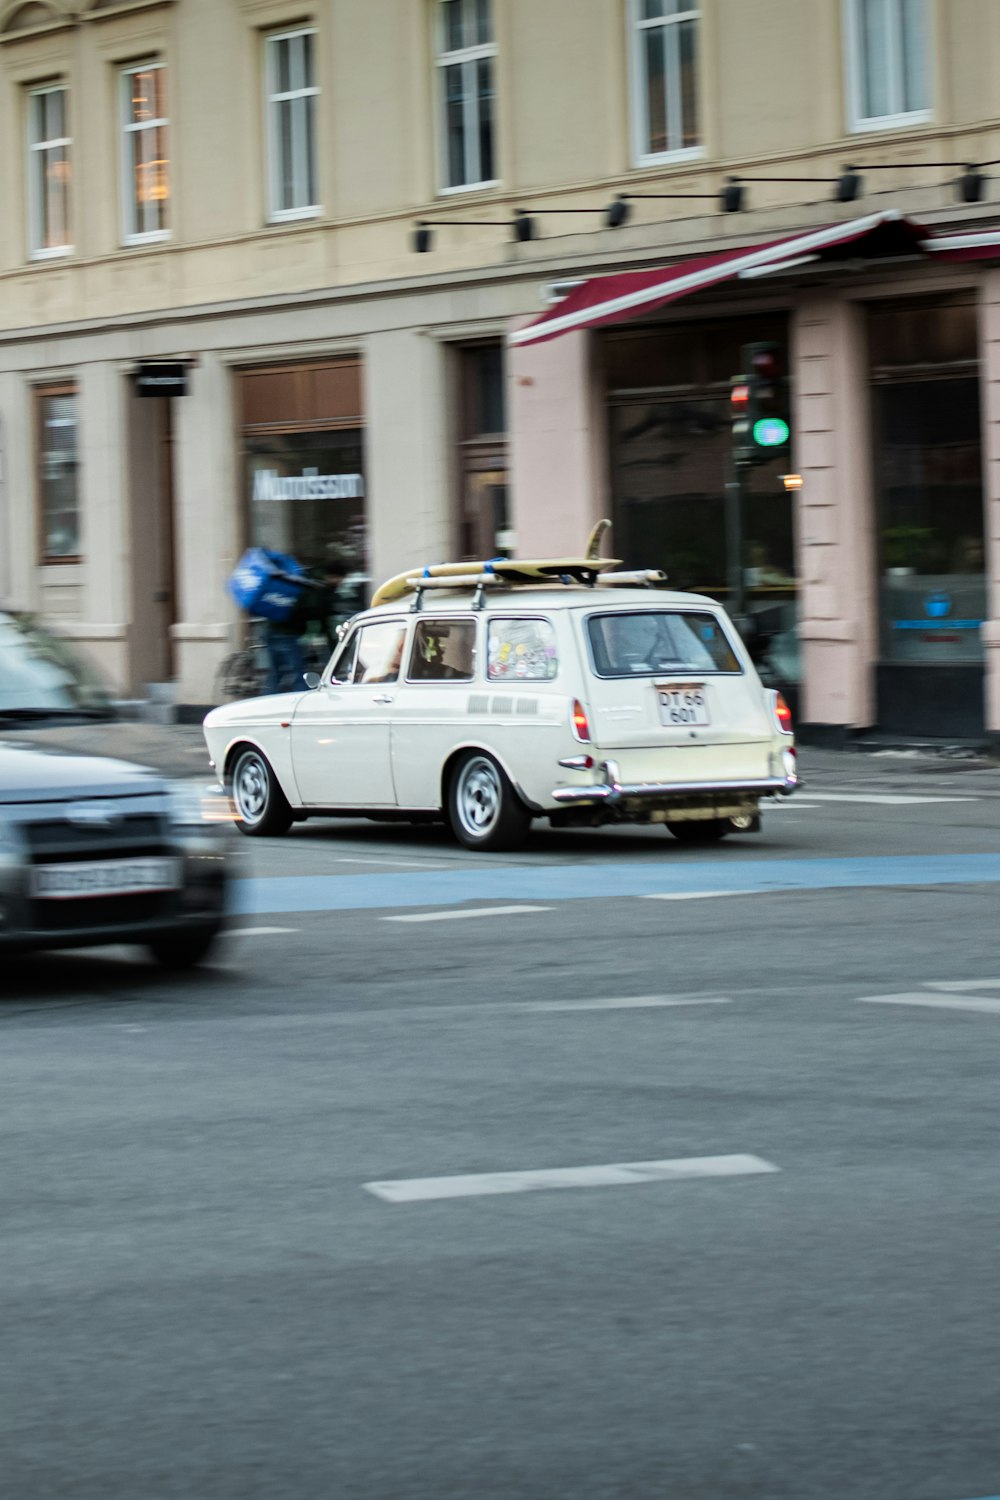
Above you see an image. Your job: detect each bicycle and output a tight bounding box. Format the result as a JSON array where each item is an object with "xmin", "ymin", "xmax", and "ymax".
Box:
[{"xmin": 214, "ymin": 617, "xmax": 269, "ymax": 703}]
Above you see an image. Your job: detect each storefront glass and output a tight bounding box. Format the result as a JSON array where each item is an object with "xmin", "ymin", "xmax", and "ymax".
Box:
[
  {"xmin": 246, "ymin": 430, "xmax": 366, "ymax": 569},
  {"xmin": 605, "ymin": 312, "xmax": 797, "ymax": 699}
]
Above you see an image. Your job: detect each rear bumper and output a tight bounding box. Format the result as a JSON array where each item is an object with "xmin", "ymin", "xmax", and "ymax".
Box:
[{"xmin": 550, "ymin": 758, "xmax": 799, "ymax": 806}]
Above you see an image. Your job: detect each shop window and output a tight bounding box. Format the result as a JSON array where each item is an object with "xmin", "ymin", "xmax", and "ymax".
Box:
[
  {"xmin": 630, "ymin": 0, "xmax": 701, "ymax": 164},
  {"xmin": 456, "ymin": 343, "xmax": 509, "ymax": 561},
  {"xmin": 27, "ymin": 85, "xmax": 72, "ymax": 259},
  {"xmin": 845, "ymin": 0, "xmax": 930, "ymax": 130},
  {"xmin": 36, "ymin": 383, "xmax": 80, "ymax": 561},
  {"xmin": 437, "ymin": 0, "xmax": 496, "ymax": 190},
  {"xmin": 120, "ymin": 61, "xmax": 169, "ymax": 243},
  {"xmin": 266, "ymin": 28, "xmax": 320, "ymax": 221}
]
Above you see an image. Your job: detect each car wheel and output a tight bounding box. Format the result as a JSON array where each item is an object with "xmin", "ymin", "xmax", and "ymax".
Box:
[
  {"xmin": 229, "ymin": 747, "xmax": 293, "ymax": 837},
  {"xmin": 147, "ymin": 925, "xmax": 221, "ymax": 970},
  {"xmin": 667, "ymin": 818, "xmax": 731, "ymax": 843},
  {"xmin": 448, "ymin": 752, "xmax": 531, "ymax": 852},
  {"xmin": 728, "ymin": 812, "xmax": 761, "ymax": 833}
]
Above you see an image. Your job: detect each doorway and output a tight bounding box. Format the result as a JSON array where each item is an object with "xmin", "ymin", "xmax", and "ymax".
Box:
[{"xmin": 127, "ymin": 385, "xmax": 177, "ymax": 693}]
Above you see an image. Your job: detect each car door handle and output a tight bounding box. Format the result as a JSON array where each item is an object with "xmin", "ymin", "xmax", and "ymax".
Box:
[{"xmin": 372, "ymin": 693, "xmax": 394, "ymax": 704}]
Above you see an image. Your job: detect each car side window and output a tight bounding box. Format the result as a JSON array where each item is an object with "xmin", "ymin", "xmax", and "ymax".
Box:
[
  {"xmin": 487, "ymin": 618, "xmax": 558, "ymax": 681},
  {"xmin": 355, "ymin": 620, "xmax": 407, "ymax": 684},
  {"xmin": 407, "ymin": 618, "xmax": 477, "ymax": 682},
  {"xmin": 328, "ymin": 629, "xmax": 359, "ymax": 684}
]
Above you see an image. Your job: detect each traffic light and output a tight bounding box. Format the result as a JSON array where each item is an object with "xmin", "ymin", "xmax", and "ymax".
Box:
[{"xmin": 730, "ymin": 342, "xmax": 790, "ymax": 466}]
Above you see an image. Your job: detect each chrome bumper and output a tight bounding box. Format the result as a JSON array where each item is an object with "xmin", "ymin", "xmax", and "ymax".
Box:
[{"xmin": 550, "ymin": 759, "xmax": 799, "ymax": 806}]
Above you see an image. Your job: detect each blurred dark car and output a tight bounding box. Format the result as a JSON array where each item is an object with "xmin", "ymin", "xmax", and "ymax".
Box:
[{"xmin": 0, "ymin": 611, "xmax": 230, "ymax": 969}]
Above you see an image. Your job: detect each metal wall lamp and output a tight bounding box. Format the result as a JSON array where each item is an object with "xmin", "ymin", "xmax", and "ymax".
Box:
[
  {"xmin": 412, "ymin": 210, "xmax": 536, "ymax": 252},
  {"xmin": 848, "ymin": 158, "xmax": 1000, "ymax": 204},
  {"xmin": 612, "ymin": 175, "xmax": 745, "ymax": 220},
  {"xmin": 731, "ymin": 169, "xmax": 863, "ymax": 203}
]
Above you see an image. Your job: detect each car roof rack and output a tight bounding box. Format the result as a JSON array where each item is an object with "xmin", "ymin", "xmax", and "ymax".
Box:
[{"xmin": 371, "ymin": 521, "xmax": 669, "ymax": 610}]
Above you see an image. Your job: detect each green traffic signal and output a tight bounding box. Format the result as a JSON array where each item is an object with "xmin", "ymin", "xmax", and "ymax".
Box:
[{"xmin": 752, "ymin": 416, "xmax": 790, "ymax": 448}]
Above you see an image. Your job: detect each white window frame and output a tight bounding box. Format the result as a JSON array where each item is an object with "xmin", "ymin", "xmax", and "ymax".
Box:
[
  {"xmin": 265, "ymin": 26, "xmax": 321, "ymax": 224},
  {"xmin": 119, "ymin": 60, "xmax": 170, "ymax": 246},
  {"xmin": 435, "ymin": 0, "xmax": 499, "ymax": 195},
  {"xmin": 844, "ymin": 0, "xmax": 932, "ymax": 132},
  {"xmin": 27, "ymin": 84, "xmax": 73, "ymax": 261},
  {"xmin": 628, "ymin": 0, "xmax": 703, "ymax": 168}
]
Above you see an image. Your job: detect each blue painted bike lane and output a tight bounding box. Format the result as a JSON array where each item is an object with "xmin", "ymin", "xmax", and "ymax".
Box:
[{"xmin": 232, "ymin": 852, "xmax": 1000, "ymax": 916}]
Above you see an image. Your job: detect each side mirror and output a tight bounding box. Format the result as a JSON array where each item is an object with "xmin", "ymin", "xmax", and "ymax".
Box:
[{"xmin": 303, "ymin": 672, "xmax": 321, "ymax": 690}]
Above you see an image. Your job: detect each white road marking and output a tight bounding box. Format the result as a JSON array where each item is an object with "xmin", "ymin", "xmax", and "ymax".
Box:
[
  {"xmin": 805, "ymin": 792, "xmax": 974, "ymax": 806},
  {"xmin": 364, "ymin": 1153, "xmax": 779, "ymax": 1203},
  {"xmin": 643, "ymin": 890, "xmax": 760, "ymax": 902},
  {"xmin": 383, "ymin": 904, "xmax": 552, "ymax": 923},
  {"xmin": 518, "ymin": 994, "xmax": 729, "ymax": 1013},
  {"xmin": 335, "ymin": 856, "xmax": 446, "ymax": 868},
  {"xmin": 227, "ymin": 926, "xmax": 300, "ymax": 937},
  {"xmin": 925, "ymin": 979, "xmax": 1000, "ymax": 992},
  {"xmin": 769, "ymin": 801, "xmax": 821, "ymax": 810},
  {"xmin": 858, "ymin": 993, "xmax": 1000, "ymax": 1016}
]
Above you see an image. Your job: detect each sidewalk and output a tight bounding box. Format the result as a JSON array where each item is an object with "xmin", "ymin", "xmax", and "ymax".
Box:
[{"xmin": 7, "ymin": 718, "xmax": 997, "ymax": 785}]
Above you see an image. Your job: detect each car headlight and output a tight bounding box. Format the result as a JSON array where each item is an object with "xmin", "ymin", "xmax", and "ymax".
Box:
[{"xmin": 166, "ymin": 782, "xmax": 235, "ymax": 828}]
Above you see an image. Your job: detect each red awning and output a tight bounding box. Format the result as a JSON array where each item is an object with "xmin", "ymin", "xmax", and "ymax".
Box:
[
  {"xmin": 925, "ymin": 227, "xmax": 1000, "ymax": 262},
  {"xmin": 509, "ymin": 210, "xmax": 938, "ymax": 348}
]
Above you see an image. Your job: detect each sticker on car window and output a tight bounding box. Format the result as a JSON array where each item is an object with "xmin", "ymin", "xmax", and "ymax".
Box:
[{"xmin": 487, "ymin": 619, "xmax": 558, "ymax": 681}]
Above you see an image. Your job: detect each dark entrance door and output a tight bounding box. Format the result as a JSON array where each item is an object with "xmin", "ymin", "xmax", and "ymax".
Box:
[{"xmin": 869, "ymin": 296, "xmax": 985, "ymax": 737}]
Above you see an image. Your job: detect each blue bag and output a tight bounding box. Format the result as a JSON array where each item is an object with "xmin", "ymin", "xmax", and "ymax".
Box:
[{"xmin": 227, "ymin": 548, "xmax": 305, "ymax": 623}]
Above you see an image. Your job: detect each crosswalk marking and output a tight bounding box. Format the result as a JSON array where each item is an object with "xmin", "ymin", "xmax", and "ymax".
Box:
[{"xmin": 364, "ymin": 1153, "xmax": 779, "ymax": 1203}]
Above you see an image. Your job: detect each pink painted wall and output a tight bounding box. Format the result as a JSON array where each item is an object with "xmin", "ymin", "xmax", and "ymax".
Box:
[
  {"xmin": 792, "ymin": 295, "xmax": 878, "ymax": 727},
  {"xmin": 507, "ymin": 319, "xmax": 609, "ymax": 558},
  {"xmin": 978, "ymin": 272, "xmax": 1000, "ymax": 732}
]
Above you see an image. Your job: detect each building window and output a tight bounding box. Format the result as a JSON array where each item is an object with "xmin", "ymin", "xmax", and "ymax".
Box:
[
  {"xmin": 27, "ymin": 85, "xmax": 72, "ymax": 259},
  {"xmin": 120, "ymin": 61, "xmax": 169, "ymax": 243},
  {"xmin": 456, "ymin": 343, "xmax": 508, "ymax": 560},
  {"xmin": 36, "ymin": 384, "xmax": 80, "ymax": 562},
  {"xmin": 845, "ymin": 0, "xmax": 930, "ymax": 129},
  {"xmin": 630, "ymin": 0, "xmax": 701, "ymax": 163},
  {"xmin": 266, "ymin": 28, "xmax": 320, "ymax": 221},
  {"xmin": 437, "ymin": 0, "xmax": 496, "ymax": 190}
]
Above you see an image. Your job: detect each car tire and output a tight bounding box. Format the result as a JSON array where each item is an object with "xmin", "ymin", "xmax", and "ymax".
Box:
[
  {"xmin": 229, "ymin": 747, "xmax": 294, "ymax": 837},
  {"xmin": 667, "ymin": 819, "xmax": 731, "ymax": 844},
  {"xmin": 447, "ymin": 751, "xmax": 531, "ymax": 852},
  {"xmin": 147, "ymin": 925, "xmax": 221, "ymax": 970}
]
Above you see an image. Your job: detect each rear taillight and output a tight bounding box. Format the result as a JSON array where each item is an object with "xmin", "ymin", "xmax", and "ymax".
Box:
[
  {"xmin": 773, "ymin": 691, "xmax": 794, "ymax": 735},
  {"xmin": 571, "ymin": 699, "xmax": 591, "ymax": 743}
]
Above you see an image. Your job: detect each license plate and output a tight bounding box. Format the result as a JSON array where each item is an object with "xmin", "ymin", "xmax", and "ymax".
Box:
[
  {"xmin": 31, "ymin": 857, "xmax": 182, "ymax": 901},
  {"xmin": 657, "ymin": 684, "xmax": 710, "ymax": 727}
]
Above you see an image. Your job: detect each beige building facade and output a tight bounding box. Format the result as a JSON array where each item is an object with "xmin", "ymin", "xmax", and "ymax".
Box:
[{"xmin": 2, "ymin": 0, "xmax": 1000, "ymax": 738}]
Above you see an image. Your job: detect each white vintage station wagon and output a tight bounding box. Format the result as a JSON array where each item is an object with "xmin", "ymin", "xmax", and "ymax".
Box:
[{"xmin": 203, "ymin": 551, "xmax": 798, "ymax": 852}]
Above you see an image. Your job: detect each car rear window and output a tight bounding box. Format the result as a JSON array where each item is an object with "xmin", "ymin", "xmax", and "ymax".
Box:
[
  {"xmin": 587, "ymin": 611, "xmax": 741, "ymax": 678},
  {"xmin": 487, "ymin": 618, "xmax": 558, "ymax": 681}
]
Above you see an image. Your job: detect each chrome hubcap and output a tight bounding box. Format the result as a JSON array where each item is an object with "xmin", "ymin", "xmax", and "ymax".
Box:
[
  {"xmin": 234, "ymin": 754, "xmax": 267, "ymax": 824},
  {"xmin": 456, "ymin": 757, "xmax": 501, "ymax": 837}
]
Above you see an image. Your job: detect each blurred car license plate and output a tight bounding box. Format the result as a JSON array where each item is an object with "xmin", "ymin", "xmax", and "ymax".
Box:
[
  {"xmin": 657, "ymin": 685, "xmax": 710, "ymax": 727},
  {"xmin": 32, "ymin": 857, "xmax": 181, "ymax": 900}
]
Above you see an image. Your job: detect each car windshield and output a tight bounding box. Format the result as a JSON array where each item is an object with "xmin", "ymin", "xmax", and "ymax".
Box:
[
  {"xmin": 0, "ymin": 612, "xmax": 114, "ymax": 715},
  {"xmin": 587, "ymin": 610, "xmax": 741, "ymax": 677}
]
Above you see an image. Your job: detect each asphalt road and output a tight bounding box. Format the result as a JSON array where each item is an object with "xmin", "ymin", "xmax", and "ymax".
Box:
[{"xmin": 4, "ymin": 749, "xmax": 1000, "ymax": 1500}]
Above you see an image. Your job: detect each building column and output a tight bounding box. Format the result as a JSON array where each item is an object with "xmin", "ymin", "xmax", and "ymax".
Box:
[
  {"xmin": 508, "ymin": 322, "xmax": 608, "ymax": 557},
  {"xmin": 978, "ymin": 272, "xmax": 1000, "ymax": 736},
  {"xmin": 364, "ymin": 329, "xmax": 451, "ymax": 585},
  {"xmin": 0, "ymin": 373, "xmax": 33, "ymax": 610},
  {"xmin": 171, "ymin": 352, "xmax": 241, "ymax": 706},
  {"xmin": 792, "ymin": 295, "xmax": 878, "ymax": 732}
]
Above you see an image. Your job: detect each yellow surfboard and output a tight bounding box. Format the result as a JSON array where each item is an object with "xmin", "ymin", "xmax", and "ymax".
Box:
[{"xmin": 371, "ymin": 520, "xmax": 622, "ymax": 608}]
